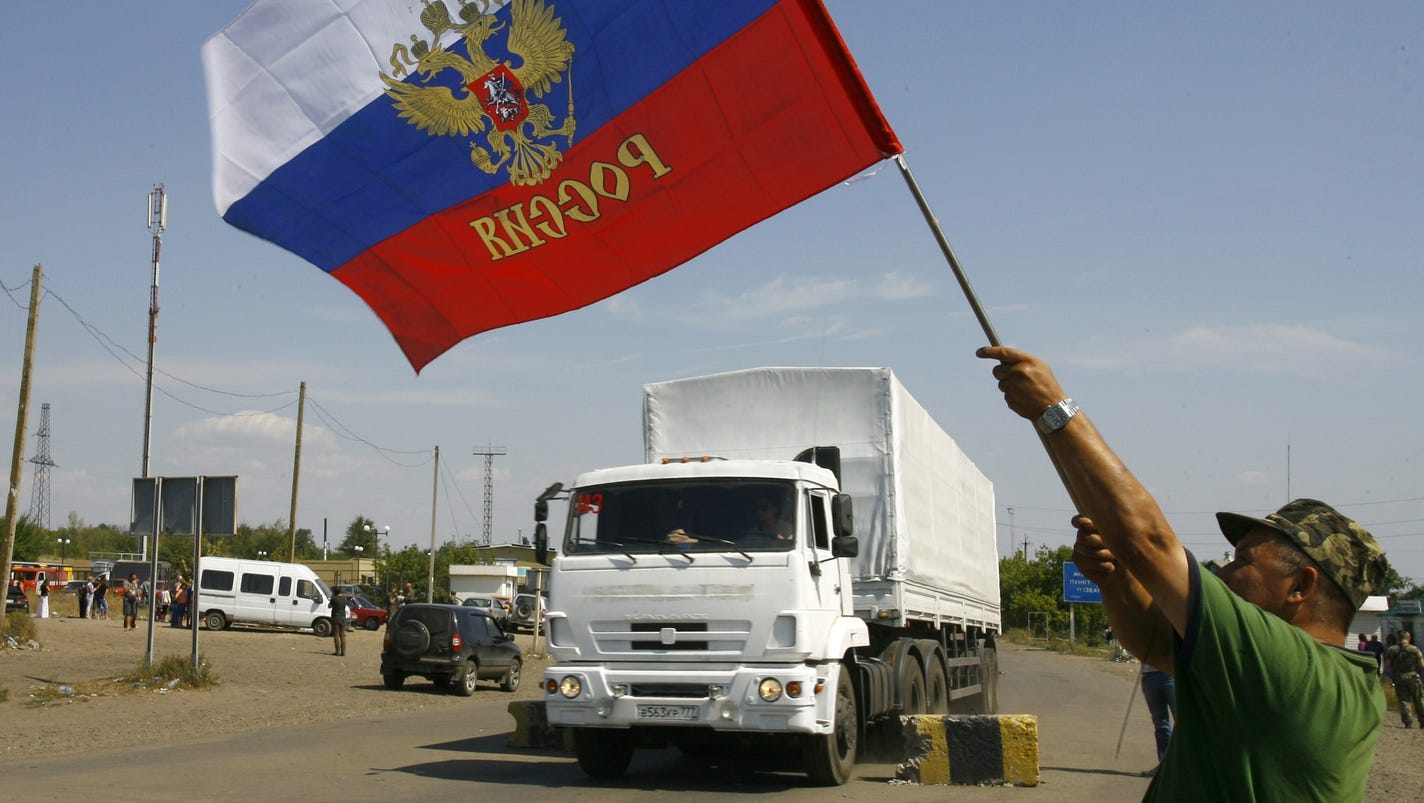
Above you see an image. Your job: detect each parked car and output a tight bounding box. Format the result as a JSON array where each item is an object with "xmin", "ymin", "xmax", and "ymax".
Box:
[
  {"xmin": 460, "ymin": 596, "xmax": 508, "ymax": 622},
  {"xmin": 380, "ymin": 604, "xmax": 522, "ymax": 696},
  {"xmin": 5, "ymin": 584, "xmax": 29, "ymax": 614},
  {"xmin": 347, "ymin": 595, "xmax": 388, "ymax": 631},
  {"xmin": 507, "ymin": 593, "xmax": 547, "ymax": 633},
  {"xmin": 333, "ymin": 583, "xmax": 375, "ymax": 600}
]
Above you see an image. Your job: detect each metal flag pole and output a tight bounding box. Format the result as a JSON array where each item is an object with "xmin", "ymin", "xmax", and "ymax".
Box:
[
  {"xmin": 894, "ymin": 154, "xmax": 1084, "ymax": 512},
  {"xmin": 894, "ymin": 155, "xmax": 1000, "ymax": 347}
]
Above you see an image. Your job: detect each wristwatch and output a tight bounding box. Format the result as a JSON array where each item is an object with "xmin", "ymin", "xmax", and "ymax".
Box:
[{"xmin": 1035, "ymin": 398, "xmax": 1080, "ymax": 434}]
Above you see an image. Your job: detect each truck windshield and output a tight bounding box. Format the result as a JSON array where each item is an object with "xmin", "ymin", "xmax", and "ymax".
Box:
[{"xmin": 565, "ymin": 480, "xmax": 797, "ymax": 555}]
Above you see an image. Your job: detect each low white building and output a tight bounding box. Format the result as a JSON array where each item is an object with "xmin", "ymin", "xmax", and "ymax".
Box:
[{"xmin": 448, "ymin": 564, "xmax": 518, "ymax": 602}]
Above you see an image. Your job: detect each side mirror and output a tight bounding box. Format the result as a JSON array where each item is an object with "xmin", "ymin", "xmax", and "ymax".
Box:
[
  {"xmin": 534, "ymin": 499, "xmax": 549, "ymax": 523},
  {"xmin": 831, "ymin": 535, "xmax": 859, "ymax": 558},
  {"xmin": 534, "ymin": 522, "xmax": 549, "ymax": 566},
  {"xmin": 831, "ymin": 493, "xmax": 854, "ymax": 538}
]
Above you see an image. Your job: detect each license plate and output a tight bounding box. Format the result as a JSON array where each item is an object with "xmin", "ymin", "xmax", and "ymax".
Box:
[{"xmin": 637, "ymin": 704, "xmax": 699, "ymax": 720}]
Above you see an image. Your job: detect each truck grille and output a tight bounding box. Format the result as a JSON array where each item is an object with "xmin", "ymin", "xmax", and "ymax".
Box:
[
  {"xmin": 590, "ymin": 620, "xmax": 750, "ymax": 654},
  {"xmin": 629, "ymin": 683, "xmax": 709, "ymax": 698}
]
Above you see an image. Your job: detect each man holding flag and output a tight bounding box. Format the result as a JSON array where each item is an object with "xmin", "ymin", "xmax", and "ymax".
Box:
[{"xmin": 978, "ymin": 345, "xmax": 1387, "ymax": 801}]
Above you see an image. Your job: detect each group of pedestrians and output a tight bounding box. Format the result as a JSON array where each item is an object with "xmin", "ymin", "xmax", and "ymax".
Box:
[{"xmin": 48, "ymin": 574, "xmax": 194, "ymax": 627}]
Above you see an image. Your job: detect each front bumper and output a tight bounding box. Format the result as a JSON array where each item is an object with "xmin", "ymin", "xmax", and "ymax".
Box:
[{"xmin": 542, "ymin": 663, "xmax": 834, "ymax": 735}]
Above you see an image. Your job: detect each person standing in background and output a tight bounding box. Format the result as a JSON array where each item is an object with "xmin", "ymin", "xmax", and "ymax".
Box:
[
  {"xmin": 1384, "ymin": 631, "xmax": 1424, "ymax": 729},
  {"xmin": 36, "ymin": 574, "xmax": 50, "ymax": 618},
  {"xmin": 1141, "ymin": 663, "xmax": 1178, "ymax": 766},
  {"xmin": 122, "ymin": 573, "xmax": 140, "ymax": 631}
]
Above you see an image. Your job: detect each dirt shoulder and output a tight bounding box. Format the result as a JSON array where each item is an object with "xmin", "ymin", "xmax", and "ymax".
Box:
[
  {"xmin": 3, "ymin": 615, "xmax": 1417, "ymax": 798},
  {"xmin": 0, "ymin": 612, "xmax": 551, "ymax": 761}
]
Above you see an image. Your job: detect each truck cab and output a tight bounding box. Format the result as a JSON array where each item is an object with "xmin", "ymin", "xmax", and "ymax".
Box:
[{"xmin": 542, "ymin": 458, "xmax": 866, "ymax": 782}]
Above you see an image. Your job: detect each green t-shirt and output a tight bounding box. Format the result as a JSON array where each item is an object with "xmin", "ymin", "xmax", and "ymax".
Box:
[{"xmin": 1144, "ymin": 553, "xmax": 1383, "ymax": 802}]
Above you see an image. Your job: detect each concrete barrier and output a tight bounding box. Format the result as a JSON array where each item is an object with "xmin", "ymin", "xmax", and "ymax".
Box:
[
  {"xmin": 895, "ymin": 714, "xmax": 1039, "ymax": 786},
  {"xmin": 506, "ymin": 700, "xmax": 574, "ymax": 750}
]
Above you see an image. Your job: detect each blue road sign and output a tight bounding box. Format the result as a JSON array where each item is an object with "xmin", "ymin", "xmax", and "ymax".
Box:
[{"xmin": 1064, "ymin": 562, "xmax": 1103, "ymax": 603}]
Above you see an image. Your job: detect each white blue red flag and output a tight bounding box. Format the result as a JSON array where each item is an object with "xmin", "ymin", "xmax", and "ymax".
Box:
[{"xmin": 204, "ymin": 0, "xmax": 901, "ymax": 371}]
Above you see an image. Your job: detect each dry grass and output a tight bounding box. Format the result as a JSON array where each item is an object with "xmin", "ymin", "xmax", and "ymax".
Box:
[{"xmin": 24, "ymin": 653, "xmax": 218, "ymax": 707}]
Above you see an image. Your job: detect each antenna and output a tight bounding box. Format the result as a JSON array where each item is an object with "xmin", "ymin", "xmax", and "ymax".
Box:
[
  {"xmin": 472, "ymin": 444, "xmax": 507, "ymax": 546},
  {"xmin": 27, "ymin": 403, "xmax": 57, "ymax": 530},
  {"xmin": 140, "ymin": 183, "xmax": 166, "ymax": 562}
]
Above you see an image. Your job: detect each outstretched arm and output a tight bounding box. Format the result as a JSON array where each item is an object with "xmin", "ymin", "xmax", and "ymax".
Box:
[
  {"xmin": 978, "ymin": 346, "xmax": 1191, "ymax": 638},
  {"xmin": 1073, "ymin": 515, "xmax": 1176, "ymax": 669}
]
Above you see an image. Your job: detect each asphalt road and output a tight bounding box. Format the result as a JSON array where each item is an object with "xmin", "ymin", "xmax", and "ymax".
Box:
[{"xmin": 2, "ymin": 643, "xmax": 1156, "ymax": 801}]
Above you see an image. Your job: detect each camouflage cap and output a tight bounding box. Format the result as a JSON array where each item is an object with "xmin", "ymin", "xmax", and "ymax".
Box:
[{"xmin": 1216, "ymin": 498, "xmax": 1388, "ymax": 610}]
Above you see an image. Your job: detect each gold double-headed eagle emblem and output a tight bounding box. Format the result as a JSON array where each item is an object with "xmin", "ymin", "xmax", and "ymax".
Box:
[{"xmin": 382, "ymin": 0, "xmax": 576, "ymax": 187}]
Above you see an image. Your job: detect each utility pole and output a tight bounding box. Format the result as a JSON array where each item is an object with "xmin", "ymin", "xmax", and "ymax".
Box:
[
  {"xmin": 287, "ymin": 381, "xmax": 305, "ymax": 561},
  {"xmin": 472, "ymin": 444, "xmax": 506, "ymax": 546},
  {"xmin": 2, "ymin": 264, "xmax": 43, "ymax": 594},
  {"xmin": 140, "ymin": 184, "xmax": 167, "ymax": 561},
  {"xmin": 1005, "ymin": 506, "xmax": 1015, "ymax": 559},
  {"xmin": 427, "ymin": 445, "xmax": 439, "ymax": 603}
]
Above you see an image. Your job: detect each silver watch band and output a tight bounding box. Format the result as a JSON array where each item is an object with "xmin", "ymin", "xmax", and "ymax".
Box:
[{"xmin": 1034, "ymin": 398, "xmax": 1080, "ymax": 434}]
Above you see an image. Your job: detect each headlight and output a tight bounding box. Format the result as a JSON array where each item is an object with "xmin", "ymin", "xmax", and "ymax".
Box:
[
  {"xmin": 757, "ymin": 677, "xmax": 783, "ymax": 702},
  {"xmin": 559, "ymin": 675, "xmax": 583, "ymax": 698}
]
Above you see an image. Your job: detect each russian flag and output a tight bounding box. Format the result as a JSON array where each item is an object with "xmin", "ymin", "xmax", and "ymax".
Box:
[{"xmin": 204, "ymin": 0, "xmax": 901, "ymax": 372}]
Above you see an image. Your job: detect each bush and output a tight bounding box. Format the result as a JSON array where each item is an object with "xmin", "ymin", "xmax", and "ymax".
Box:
[
  {"xmin": 2, "ymin": 610, "xmax": 39, "ymax": 643},
  {"xmin": 120, "ymin": 654, "xmax": 220, "ymax": 690}
]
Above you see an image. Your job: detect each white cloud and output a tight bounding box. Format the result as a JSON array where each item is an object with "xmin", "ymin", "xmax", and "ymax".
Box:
[{"xmin": 1072, "ymin": 324, "xmax": 1402, "ymax": 377}]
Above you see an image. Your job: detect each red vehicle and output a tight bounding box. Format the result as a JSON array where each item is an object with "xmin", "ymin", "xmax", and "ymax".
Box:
[{"xmin": 347, "ymin": 595, "xmax": 388, "ymax": 631}]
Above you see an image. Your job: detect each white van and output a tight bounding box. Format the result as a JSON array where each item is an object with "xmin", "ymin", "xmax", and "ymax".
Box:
[{"xmin": 197, "ymin": 556, "xmax": 336, "ymax": 637}]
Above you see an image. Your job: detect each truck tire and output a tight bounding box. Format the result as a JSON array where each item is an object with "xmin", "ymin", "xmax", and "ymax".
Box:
[
  {"xmin": 901, "ymin": 656, "xmax": 928, "ymax": 715},
  {"xmin": 203, "ymin": 610, "xmax": 227, "ymax": 631},
  {"xmin": 573, "ymin": 728, "xmax": 634, "ymax": 779},
  {"xmin": 383, "ymin": 672, "xmax": 406, "ymax": 690},
  {"xmin": 979, "ymin": 646, "xmax": 999, "ymax": 714},
  {"xmin": 312, "ymin": 617, "xmax": 333, "ymax": 638},
  {"xmin": 801, "ymin": 666, "xmax": 857, "ymax": 785},
  {"xmin": 916, "ymin": 639, "xmax": 950, "ymax": 715}
]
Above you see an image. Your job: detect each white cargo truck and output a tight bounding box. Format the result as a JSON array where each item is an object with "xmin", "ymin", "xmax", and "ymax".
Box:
[{"xmin": 538, "ymin": 367, "xmax": 1000, "ymax": 785}]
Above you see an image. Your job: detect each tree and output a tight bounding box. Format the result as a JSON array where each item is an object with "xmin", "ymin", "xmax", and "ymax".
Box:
[
  {"xmin": 999, "ymin": 544, "xmax": 1110, "ymax": 644},
  {"xmin": 337, "ymin": 516, "xmax": 378, "ymax": 556},
  {"xmin": 11, "ymin": 515, "xmax": 47, "ymax": 561}
]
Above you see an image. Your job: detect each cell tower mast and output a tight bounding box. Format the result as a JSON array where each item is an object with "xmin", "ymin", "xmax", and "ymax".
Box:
[
  {"xmin": 28, "ymin": 402, "xmax": 56, "ymax": 530},
  {"xmin": 472, "ymin": 444, "xmax": 506, "ymax": 546},
  {"xmin": 140, "ymin": 184, "xmax": 166, "ymax": 561}
]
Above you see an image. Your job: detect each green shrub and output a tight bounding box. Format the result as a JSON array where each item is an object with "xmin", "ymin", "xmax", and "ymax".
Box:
[{"xmin": 2, "ymin": 610, "xmax": 39, "ymax": 643}]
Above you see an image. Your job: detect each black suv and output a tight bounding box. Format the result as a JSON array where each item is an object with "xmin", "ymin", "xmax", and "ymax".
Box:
[
  {"xmin": 380, "ymin": 604, "xmax": 522, "ymax": 696},
  {"xmin": 5, "ymin": 584, "xmax": 29, "ymax": 614}
]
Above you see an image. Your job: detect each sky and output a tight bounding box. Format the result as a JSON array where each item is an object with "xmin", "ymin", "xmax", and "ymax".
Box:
[{"xmin": 2, "ymin": 2, "xmax": 1422, "ymax": 580}]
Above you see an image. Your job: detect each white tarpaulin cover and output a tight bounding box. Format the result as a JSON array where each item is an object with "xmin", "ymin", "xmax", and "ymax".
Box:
[{"xmin": 644, "ymin": 367, "xmax": 999, "ymax": 612}]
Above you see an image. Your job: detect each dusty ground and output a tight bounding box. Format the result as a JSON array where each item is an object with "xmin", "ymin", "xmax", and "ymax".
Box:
[
  {"xmin": 0, "ymin": 606, "xmax": 552, "ymax": 760},
  {"xmin": 2, "ymin": 605, "xmax": 1419, "ymax": 799}
]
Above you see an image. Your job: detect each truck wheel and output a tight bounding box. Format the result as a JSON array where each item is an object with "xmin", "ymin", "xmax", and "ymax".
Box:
[
  {"xmin": 916, "ymin": 640, "xmax": 949, "ymax": 714},
  {"xmin": 979, "ymin": 646, "xmax": 999, "ymax": 714},
  {"xmin": 455, "ymin": 660, "xmax": 479, "ymax": 696},
  {"xmin": 802, "ymin": 666, "xmax": 857, "ymax": 785},
  {"xmin": 203, "ymin": 610, "xmax": 227, "ymax": 631},
  {"xmin": 312, "ymin": 617, "xmax": 333, "ymax": 638},
  {"xmin": 383, "ymin": 672, "xmax": 406, "ymax": 690},
  {"xmin": 501, "ymin": 657, "xmax": 522, "ymax": 692},
  {"xmin": 901, "ymin": 657, "xmax": 927, "ymax": 715},
  {"xmin": 573, "ymin": 728, "xmax": 634, "ymax": 779}
]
